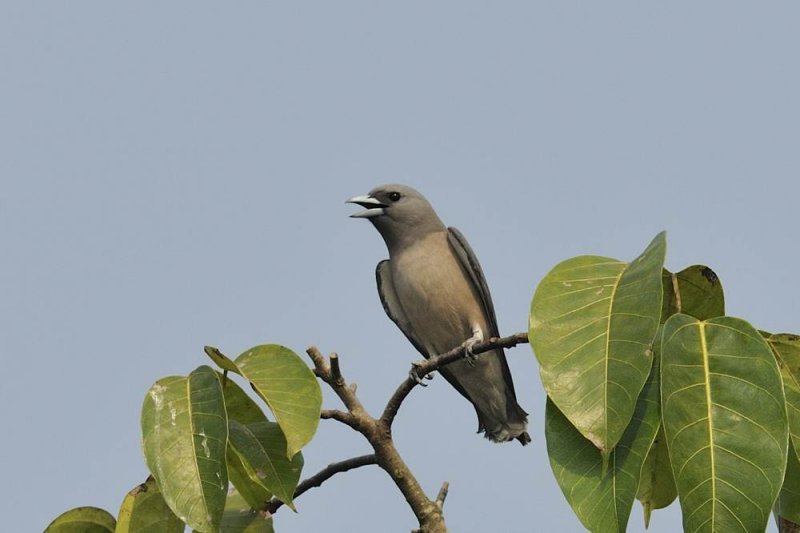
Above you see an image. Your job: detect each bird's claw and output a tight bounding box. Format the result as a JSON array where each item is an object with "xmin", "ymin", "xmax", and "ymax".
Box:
[
  {"xmin": 464, "ymin": 339, "xmax": 478, "ymax": 366},
  {"xmin": 409, "ymin": 361, "xmax": 428, "ymax": 386}
]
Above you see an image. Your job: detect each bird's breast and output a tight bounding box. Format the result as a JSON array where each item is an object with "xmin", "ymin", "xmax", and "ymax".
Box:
[{"xmin": 390, "ymin": 235, "xmax": 486, "ymax": 353}]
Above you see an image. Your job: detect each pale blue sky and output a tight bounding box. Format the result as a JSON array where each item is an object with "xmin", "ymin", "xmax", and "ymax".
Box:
[{"xmin": 2, "ymin": 3, "xmax": 798, "ymax": 532}]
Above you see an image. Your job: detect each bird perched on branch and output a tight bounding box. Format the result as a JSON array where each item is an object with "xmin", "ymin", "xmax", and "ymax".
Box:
[{"xmin": 347, "ymin": 184, "xmax": 530, "ymax": 444}]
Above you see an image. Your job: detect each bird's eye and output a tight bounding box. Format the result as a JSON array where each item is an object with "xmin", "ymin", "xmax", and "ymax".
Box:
[{"xmin": 388, "ymin": 192, "xmax": 401, "ymax": 202}]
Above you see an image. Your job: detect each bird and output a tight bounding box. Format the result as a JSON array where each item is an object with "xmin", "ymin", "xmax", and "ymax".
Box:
[{"xmin": 347, "ymin": 184, "xmax": 530, "ymax": 444}]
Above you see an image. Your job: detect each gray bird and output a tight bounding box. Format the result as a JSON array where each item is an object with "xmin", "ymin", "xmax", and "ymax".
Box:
[{"xmin": 347, "ymin": 184, "xmax": 530, "ymax": 444}]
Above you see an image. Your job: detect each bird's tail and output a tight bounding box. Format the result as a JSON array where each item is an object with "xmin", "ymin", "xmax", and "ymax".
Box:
[
  {"xmin": 439, "ymin": 349, "xmax": 530, "ymax": 445},
  {"xmin": 479, "ymin": 401, "xmax": 530, "ymax": 445}
]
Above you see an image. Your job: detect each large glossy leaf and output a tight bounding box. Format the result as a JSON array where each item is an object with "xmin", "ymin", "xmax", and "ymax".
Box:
[
  {"xmin": 636, "ymin": 426, "xmax": 677, "ymax": 528},
  {"xmin": 227, "ymin": 420, "xmax": 303, "ymax": 510},
  {"xmin": 776, "ymin": 441, "xmax": 800, "ymax": 525},
  {"xmin": 115, "ymin": 477, "xmax": 183, "ymax": 533},
  {"xmin": 206, "ymin": 344, "xmax": 321, "ymax": 459},
  {"xmin": 661, "ymin": 315, "xmax": 788, "ymax": 532},
  {"xmin": 219, "ymin": 491, "xmax": 275, "ymax": 533},
  {"xmin": 220, "ymin": 508, "xmax": 274, "ymax": 533},
  {"xmin": 220, "ymin": 374, "xmax": 270, "ymax": 426},
  {"xmin": 219, "ymin": 376, "xmax": 278, "ymax": 510},
  {"xmin": 227, "ymin": 445, "xmax": 271, "ymax": 511},
  {"xmin": 764, "ymin": 333, "xmax": 800, "ymax": 461},
  {"xmin": 141, "ymin": 366, "xmax": 228, "ymax": 532},
  {"xmin": 531, "ymin": 232, "xmax": 665, "ymax": 456},
  {"xmin": 235, "ymin": 345, "xmax": 321, "ymax": 458},
  {"xmin": 546, "ymin": 334, "xmax": 660, "ymax": 533},
  {"xmin": 636, "ymin": 330, "xmax": 678, "ymax": 529},
  {"xmin": 46, "ymin": 507, "xmax": 116, "ymax": 533},
  {"xmin": 661, "ymin": 265, "xmax": 724, "ymax": 322}
]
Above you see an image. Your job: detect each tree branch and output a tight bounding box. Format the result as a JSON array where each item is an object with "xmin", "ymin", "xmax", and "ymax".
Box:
[
  {"xmin": 381, "ymin": 332, "xmax": 529, "ymax": 427},
  {"xmin": 303, "ymin": 345, "xmax": 449, "ymax": 532},
  {"xmin": 780, "ymin": 517, "xmax": 800, "ymax": 533},
  {"xmin": 286, "ymin": 335, "xmax": 529, "ymax": 531},
  {"xmin": 264, "ymin": 454, "xmax": 378, "ymax": 514}
]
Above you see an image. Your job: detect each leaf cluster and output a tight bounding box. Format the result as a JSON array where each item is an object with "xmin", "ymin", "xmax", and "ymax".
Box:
[
  {"xmin": 530, "ymin": 232, "xmax": 800, "ymax": 532},
  {"xmin": 46, "ymin": 345, "xmax": 322, "ymax": 533}
]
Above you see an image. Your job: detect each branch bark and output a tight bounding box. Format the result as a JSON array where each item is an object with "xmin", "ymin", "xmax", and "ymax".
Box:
[
  {"xmin": 780, "ymin": 517, "xmax": 800, "ymax": 533},
  {"xmin": 434, "ymin": 481, "xmax": 450, "ymax": 509},
  {"xmin": 320, "ymin": 408, "xmax": 358, "ymax": 428}
]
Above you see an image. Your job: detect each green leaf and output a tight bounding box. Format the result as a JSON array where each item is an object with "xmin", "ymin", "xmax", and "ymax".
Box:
[
  {"xmin": 764, "ymin": 333, "xmax": 800, "ymax": 462},
  {"xmin": 661, "ymin": 265, "xmax": 724, "ymax": 322},
  {"xmin": 546, "ymin": 329, "xmax": 661, "ymax": 533},
  {"xmin": 775, "ymin": 440, "xmax": 800, "ymax": 525},
  {"xmin": 661, "ymin": 315, "xmax": 788, "ymax": 532},
  {"xmin": 45, "ymin": 507, "xmax": 116, "ymax": 533},
  {"xmin": 234, "ymin": 344, "xmax": 322, "ymax": 458},
  {"xmin": 220, "ymin": 374, "xmax": 270, "ymax": 426},
  {"xmin": 204, "ymin": 345, "xmax": 320, "ymax": 458},
  {"xmin": 205, "ymin": 346, "xmax": 241, "ymax": 374},
  {"xmin": 219, "ymin": 492, "xmax": 275, "ymax": 533},
  {"xmin": 227, "ymin": 446, "xmax": 271, "ymax": 511},
  {"xmin": 141, "ymin": 366, "xmax": 229, "ymax": 532},
  {"xmin": 637, "ymin": 426, "xmax": 677, "ymax": 528},
  {"xmin": 115, "ymin": 476, "xmax": 183, "ymax": 533},
  {"xmin": 227, "ymin": 420, "xmax": 304, "ymax": 510},
  {"xmin": 531, "ymin": 232, "xmax": 665, "ymax": 456},
  {"xmin": 546, "ymin": 380, "xmax": 659, "ymax": 531}
]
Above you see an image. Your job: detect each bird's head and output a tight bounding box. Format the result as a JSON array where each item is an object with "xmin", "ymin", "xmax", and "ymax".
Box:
[{"xmin": 347, "ymin": 184, "xmax": 445, "ymax": 250}]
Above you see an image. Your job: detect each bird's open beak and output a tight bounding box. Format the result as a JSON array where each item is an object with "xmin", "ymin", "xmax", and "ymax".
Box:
[{"xmin": 346, "ymin": 194, "xmax": 387, "ymax": 218}]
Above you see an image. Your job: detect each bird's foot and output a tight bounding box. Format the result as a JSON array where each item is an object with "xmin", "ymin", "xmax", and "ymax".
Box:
[
  {"xmin": 463, "ymin": 327, "xmax": 484, "ymax": 366},
  {"xmin": 463, "ymin": 338, "xmax": 478, "ymax": 366},
  {"xmin": 409, "ymin": 360, "xmax": 428, "ymax": 386}
]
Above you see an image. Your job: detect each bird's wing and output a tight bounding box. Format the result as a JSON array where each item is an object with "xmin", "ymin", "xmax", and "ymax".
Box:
[
  {"xmin": 376, "ymin": 260, "xmax": 429, "ymax": 358},
  {"xmin": 447, "ymin": 226, "xmax": 524, "ymax": 409},
  {"xmin": 446, "ymin": 227, "xmax": 500, "ymax": 338}
]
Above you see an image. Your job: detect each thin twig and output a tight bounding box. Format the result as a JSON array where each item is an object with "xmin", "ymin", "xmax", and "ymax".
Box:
[
  {"xmin": 307, "ymin": 347, "xmax": 367, "ymax": 416},
  {"xmin": 264, "ymin": 454, "xmax": 378, "ymax": 514},
  {"xmin": 381, "ymin": 332, "xmax": 529, "ymax": 426},
  {"xmin": 434, "ymin": 482, "xmax": 450, "ymax": 510},
  {"xmin": 330, "ymin": 353, "xmax": 342, "ymax": 384},
  {"xmin": 306, "ymin": 346, "xmax": 329, "ymax": 374},
  {"xmin": 320, "ymin": 409, "xmax": 358, "ymax": 428}
]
